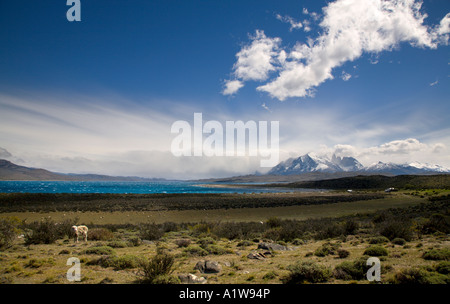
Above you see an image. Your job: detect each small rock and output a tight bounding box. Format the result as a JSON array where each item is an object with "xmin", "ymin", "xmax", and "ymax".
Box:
[
  {"xmin": 178, "ymin": 273, "xmax": 207, "ymax": 284},
  {"xmin": 247, "ymin": 251, "xmax": 266, "ymax": 260}
]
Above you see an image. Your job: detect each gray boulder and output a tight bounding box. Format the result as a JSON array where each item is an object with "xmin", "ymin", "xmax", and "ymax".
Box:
[
  {"xmin": 258, "ymin": 242, "xmax": 290, "ymax": 251},
  {"xmin": 194, "ymin": 260, "xmax": 222, "ymax": 273}
]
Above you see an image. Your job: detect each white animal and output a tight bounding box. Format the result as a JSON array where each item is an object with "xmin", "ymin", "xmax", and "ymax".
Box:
[{"xmin": 71, "ymin": 225, "xmax": 88, "ymax": 243}]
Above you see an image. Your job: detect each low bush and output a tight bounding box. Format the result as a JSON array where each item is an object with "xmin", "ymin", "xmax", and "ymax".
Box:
[
  {"xmin": 88, "ymin": 228, "xmax": 114, "ymax": 241},
  {"xmin": 390, "ymin": 267, "xmax": 449, "ymax": 284},
  {"xmin": 127, "ymin": 236, "xmax": 142, "ymax": 247},
  {"xmin": 183, "ymin": 245, "xmax": 208, "ymax": 256},
  {"xmin": 343, "ymin": 220, "xmax": 359, "ymax": 235},
  {"xmin": 337, "ymin": 249, "xmax": 350, "ymax": 259},
  {"xmin": 282, "ymin": 261, "xmax": 332, "ymax": 284},
  {"xmin": 376, "ymin": 218, "xmax": 413, "ymax": 241},
  {"xmin": 314, "ymin": 242, "xmax": 340, "ymax": 257},
  {"xmin": 91, "ymin": 255, "xmax": 141, "ymax": 270},
  {"xmin": 139, "ymin": 223, "xmax": 164, "ymax": 241},
  {"xmin": 291, "ymin": 239, "xmax": 305, "ymax": 246},
  {"xmin": 24, "ymin": 219, "xmax": 60, "ymax": 245},
  {"xmin": 237, "ymin": 240, "xmax": 253, "ymax": 247},
  {"xmin": 24, "ymin": 258, "xmax": 55, "ymax": 268},
  {"xmin": 136, "ymin": 253, "xmax": 177, "ymax": 284},
  {"xmin": 175, "ymin": 239, "xmax": 191, "ymax": 248},
  {"xmin": 421, "ymin": 214, "xmax": 450, "ymax": 234},
  {"xmin": 203, "ymin": 244, "xmax": 233, "ymax": 255},
  {"xmin": 392, "ymin": 238, "xmax": 406, "ymax": 246},
  {"xmin": 107, "ymin": 240, "xmax": 128, "ymax": 248},
  {"xmin": 364, "ymin": 246, "xmax": 388, "ymax": 257},
  {"xmin": 422, "ymin": 248, "xmax": 450, "ymax": 261},
  {"xmin": 83, "ymin": 246, "xmax": 116, "ymax": 255},
  {"xmin": 0, "ymin": 217, "xmax": 21, "ymax": 249},
  {"xmin": 368, "ymin": 236, "xmax": 390, "ymax": 244},
  {"xmin": 197, "ymin": 237, "xmax": 216, "ymax": 248},
  {"xmin": 333, "ymin": 257, "xmax": 370, "ymax": 280},
  {"xmin": 435, "ymin": 261, "xmax": 450, "ymax": 275}
]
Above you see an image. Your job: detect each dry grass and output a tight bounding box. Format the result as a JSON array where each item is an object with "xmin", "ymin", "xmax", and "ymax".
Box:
[
  {"xmin": 0, "ymin": 227, "xmax": 448, "ymax": 284},
  {"xmin": 0, "ymin": 192, "xmax": 448, "ymax": 284}
]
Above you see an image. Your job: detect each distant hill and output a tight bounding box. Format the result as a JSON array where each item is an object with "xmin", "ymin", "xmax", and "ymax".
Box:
[
  {"xmin": 0, "ymin": 159, "xmax": 164, "ymax": 181},
  {"xmin": 271, "ymin": 174, "xmax": 450, "ymax": 190}
]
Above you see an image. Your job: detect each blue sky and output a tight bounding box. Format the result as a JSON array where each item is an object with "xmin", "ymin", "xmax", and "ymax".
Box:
[{"xmin": 0, "ymin": 0, "xmax": 449, "ymax": 178}]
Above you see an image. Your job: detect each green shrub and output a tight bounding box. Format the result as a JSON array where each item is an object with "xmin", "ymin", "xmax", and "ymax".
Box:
[
  {"xmin": 377, "ymin": 219, "xmax": 413, "ymax": 241},
  {"xmin": 107, "ymin": 240, "xmax": 128, "ymax": 248},
  {"xmin": 421, "ymin": 214, "xmax": 450, "ymax": 234},
  {"xmin": 24, "ymin": 258, "xmax": 55, "ymax": 268},
  {"xmin": 282, "ymin": 261, "xmax": 332, "ymax": 284},
  {"xmin": 314, "ymin": 242, "xmax": 340, "ymax": 257},
  {"xmin": 190, "ymin": 222, "xmax": 212, "ymax": 236},
  {"xmin": 197, "ymin": 237, "xmax": 216, "ymax": 248},
  {"xmin": 99, "ymin": 255, "xmax": 141, "ymax": 270},
  {"xmin": 291, "ymin": 239, "xmax": 305, "ymax": 246},
  {"xmin": 237, "ymin": 240, "xmax": 253, "ymax": 247},
  {"xmin": 127, "ymin": 236, "xmax": 142, "ymax": 247},
  {"xmin": 0, "ymin": 217, "xmax": 21, "ymax": 249},
  {"xmin": 174, "ymin": 239, "xmax": 191, "ymax": 248},
  {"xmin": 392, "ymin": 238, "xmax": 406, "ymax": 245},
  {"xmin": 83, "ymin": 246, "xmax": 116, "ymax": 255},
  {"xmin": 136, "ymin": 253, "xmax": 177, "ymax": 284},
  {"xmin": 24, "ymin": 219, "xmax": 60, "ymax": 245},
  {"xmin": 183, "ymin": 245, "xmax": 208, "ymax": 256},
  {"xmin": 203, "ymin": 244, "xmax": 233, "ymax": 255},
  {"xmin": 343, "ymin": 220, "xmax": 359, "ymax": 235},
  {"xmin": 139, "ymin": 223, "xmax": 164, "ymax": 241},
  {"xmin": 333, "ymin": 257, "xmax": 370, "ymax": 280},
  {"xmin": 390, "ymin": 267, "xmax": 449, "ymax": 284},
  {"xmin": 266, "ymin": 217, "xmax": 283, "ymax": 228},
  {"xmin": 337, "ymin": 249, "xmax": 350, "ymax": 259},
  {"xmin": 88, "ymin": 228, "xmax": 114, "ymax": 241},
  {"xmin": 422, "ymin": 248, "xmax": 450, "ymax": 261},
  {"xmin": 369, "ymin": 236, "xmax": 390, "ymax": 244},
  {"xmin": 262, "ymin": 271, "xmax": 278, "ymax": 280},
  {"xmin": 435, "ymin": 261, "xmax": 450, "ymax": 274},
  {"xmin": 364, "ymin": 246, "xmax": 388, "ymax": 257}
]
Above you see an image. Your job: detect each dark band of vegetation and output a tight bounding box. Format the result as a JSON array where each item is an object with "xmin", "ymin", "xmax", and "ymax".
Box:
[
  {"xmin": 266, "ymin": 174, "xmax": 450, "ymax": 190},
  {"xmin": 0, "ymin": 192, "xmax": 385, "ymax": 213}
]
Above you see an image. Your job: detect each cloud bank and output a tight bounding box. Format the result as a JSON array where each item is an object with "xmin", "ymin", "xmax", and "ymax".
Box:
[{"xmin": 223, "ymin": 0, "xmax": 450, "ymax": 100}]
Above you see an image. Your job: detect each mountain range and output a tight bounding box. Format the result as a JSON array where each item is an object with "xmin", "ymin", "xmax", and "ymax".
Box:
[
  {"xmin": 268, "ymin": 153, "xmax": 450, "ymax": 176},
  {"xmin": 0, "ymin": 153, "xmax": 449, "ymax": 182},
  {"xmin": 0, "ymin": 159, "xmax": 165, "ymax": 181}
]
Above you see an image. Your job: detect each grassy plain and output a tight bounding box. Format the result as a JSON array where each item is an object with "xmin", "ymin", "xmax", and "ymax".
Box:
[
  {"xmin": 0, "ymin": 192, "xmax": 425, "ymax": 224},
  {"xmin": 0, "ymin": 190, "xmax": 449, "ymax": 284}
]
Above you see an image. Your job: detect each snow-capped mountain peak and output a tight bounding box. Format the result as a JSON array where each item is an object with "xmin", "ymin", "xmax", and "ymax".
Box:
[
  {"xmin": 268, "ymin": 153, "xmax": 363, "ymax": 175},
  {"xmin": 268, "ymin": 155, "xmax": 449, "ymax": 176}
]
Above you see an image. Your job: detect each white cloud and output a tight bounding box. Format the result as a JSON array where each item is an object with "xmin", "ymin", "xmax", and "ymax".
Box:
[
  {"xmin": 341, "ymin": 71, "xmax": 352, "ymax": 81},
  {"xmin": 276, "ymin": 14, "xmax": 303, "ymax": 31},
  {"xmin": 435, "ymin": 12, "xmax": 450, "ymax": 44},
  {"xmin": 328, "ymin": 138, "xmax": 448, "ymax": 166},
  {"xmin": 222, "ymin": 30, "xmax": 281, "ymax": 95},
  {"xmin": 261, "ymin": 102, "xmax": 271, "ymax": 112},
  {"xmin": 222, "ymin": 79, "xmax": 243, "ymax": 95},
  {"xmin": 225, "ymin": 0, "xmax": 449, "ymax": 100},
  {"xmin": 0, "ymin": 147, "xmax": 12, "ymax": 158},
  {"xmin": 368, "ymin": 138, "xmax": 428, "ymax": 155},
  {"xmin": 429, "ymin": 79, "xmax": 439, "ymax": 86},
  {"xmin": 232, "ymin": 30, "xmax": 281, "ymax": 82}
]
